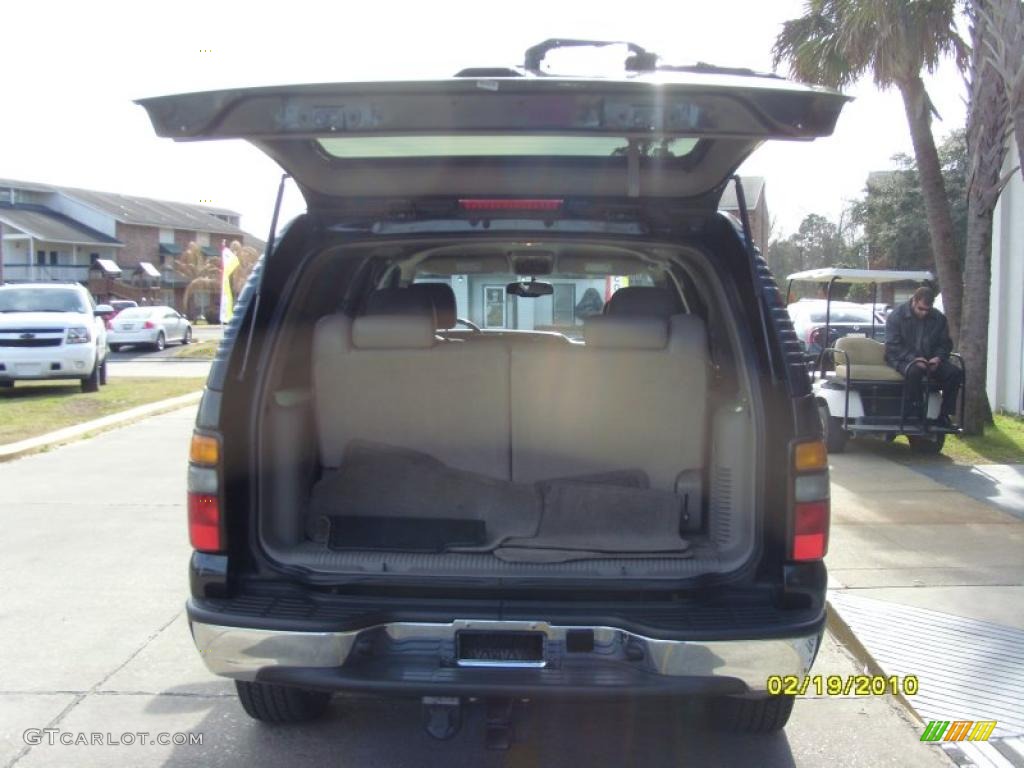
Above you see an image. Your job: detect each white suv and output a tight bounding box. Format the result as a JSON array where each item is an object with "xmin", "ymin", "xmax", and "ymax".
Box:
[{"xmin": 0, "ymin": 283, "xmax": 111, "ymax": 392}]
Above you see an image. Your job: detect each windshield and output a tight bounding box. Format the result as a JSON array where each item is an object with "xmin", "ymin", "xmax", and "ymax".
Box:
[
  {"xmin": 413, "ymin": 271, "xmax": 657, "ymax": 340},
  {"xmin": 0, "ymin": 288, "xmax": 88, "ymax": 314},
  {"xmin": 809, "ymin": 307, "xmax": 876, "ymax": 323}
]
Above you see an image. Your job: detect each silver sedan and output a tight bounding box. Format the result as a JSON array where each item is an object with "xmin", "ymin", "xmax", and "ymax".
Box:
[{"xmin": 107, "ymin": 306, "xmax": 192, "ymax": 351}]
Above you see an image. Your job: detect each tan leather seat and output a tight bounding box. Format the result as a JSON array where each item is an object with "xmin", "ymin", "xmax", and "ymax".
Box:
[
  {"xmin": 509, "ymin": 313, "xmax": 708, "ymax": 490},
  {"xmin": 312, "ymin": 307, "xmax": 511, "ymax": 479},
  {"xmin": 313, "ymin": 286, "xmax": 709, "ymax": 491},
  {"xmin": 833, "ymin": 337, "xmax": 903, "ymax": 382}
]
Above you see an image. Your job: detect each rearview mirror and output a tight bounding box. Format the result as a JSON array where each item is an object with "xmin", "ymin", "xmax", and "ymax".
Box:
[{"xmin": 507, "ymin": 280, "xmax": 554, "ymax": 298}]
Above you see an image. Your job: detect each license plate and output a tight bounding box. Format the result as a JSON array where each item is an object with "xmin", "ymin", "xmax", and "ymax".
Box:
[
  {"xmin": 120, "ymin": 324, "xmax": 135, "ymax": 330},
  {"xmin": 15, "ymin": 363, "xmax": 43, "ymax": 375}
]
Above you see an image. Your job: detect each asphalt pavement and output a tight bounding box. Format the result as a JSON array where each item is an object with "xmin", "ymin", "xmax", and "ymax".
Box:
[
  {"xmin": 0, "ymin": 407, "xmax": 947, "ymax": 768},
  {"xmin": 106, "ymin": 329, "xmax": 218, "ymax": 378}
]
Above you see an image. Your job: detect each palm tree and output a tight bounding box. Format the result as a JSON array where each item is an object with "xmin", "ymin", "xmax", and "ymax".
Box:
[
  {"xmin": 173, "ymin": 242, "xmax": 220, "ymax": 318},
  {"xmin": 773, "ymin": 0, "xmax": 969, "ymax": 344},
  {"xmin": 226, "ymin": 240, "xmax": 261, "ymax": 298},
  {"xmin": 958, "ymin": 1, "xmax": 1014, "ymax": 432}
]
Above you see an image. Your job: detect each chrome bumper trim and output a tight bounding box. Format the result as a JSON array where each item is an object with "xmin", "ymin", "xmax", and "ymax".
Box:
[{"xmin": 191, "ymin": 618, "xmax": 820, "ymax": 691}]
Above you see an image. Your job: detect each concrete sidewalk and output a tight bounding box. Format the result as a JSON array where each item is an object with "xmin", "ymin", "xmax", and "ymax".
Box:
[{"xmin": 826, "ymin": 443, "xmax": 1024, "ymax": 765}]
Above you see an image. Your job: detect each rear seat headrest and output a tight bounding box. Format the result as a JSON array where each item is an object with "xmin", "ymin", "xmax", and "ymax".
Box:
[
  {"xmin": 365, "ymin": 287, "xmax": 436, "ymax": 320},
  {"xmin": 352, "ymin": 315, "xmax": 436, "ymax": 349},
  {"xmin": 409, "ymin": 283, "xmax": 457, "ymax": 329},
  {"xmin": 583, "ymin": 316, "xmax": 668, "ymax": 350},
  {"xmin": 604, "ymin": 286, "xmax": 683, "ymax": 319}
]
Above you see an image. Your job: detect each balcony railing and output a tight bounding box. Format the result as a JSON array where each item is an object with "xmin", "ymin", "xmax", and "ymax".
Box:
[{"xmin": 1, "ymin": 264, "xmax": 92, "ymax": 283}]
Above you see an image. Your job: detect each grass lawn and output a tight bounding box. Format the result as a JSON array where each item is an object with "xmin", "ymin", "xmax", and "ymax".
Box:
[
  {"xmin": 893, "ymin": 413, "xmax": 1024, "ymax": 465},
  {"xmin": 170, "ymin": 340, "xmax": 218, "ymax": 360},
  {"xmin": 0, "ymin": 378, "xmax": 206, "ymax": 445}
]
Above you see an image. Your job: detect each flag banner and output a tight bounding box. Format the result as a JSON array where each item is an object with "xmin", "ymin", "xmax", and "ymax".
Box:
[{"xmin": 220, "ymin": 245, "xmax": 240, "ymax": 324}]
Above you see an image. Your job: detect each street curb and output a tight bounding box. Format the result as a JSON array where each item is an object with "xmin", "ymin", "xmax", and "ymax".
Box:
[
  {"xmin": 0, "ymin": 390, "xmax": 203, "ymax": 463},
  {"xmin": 826, "ymin": 597, "xmax": 922, "ymax": 724}
]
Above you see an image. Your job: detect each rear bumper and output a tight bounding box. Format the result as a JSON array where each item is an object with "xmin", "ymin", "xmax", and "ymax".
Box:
[
  {"xmin": 108, "ymin": 330, "xmax": 159, "ymax": 345},
  {"xmin": 189, "ymin": 613, "xmax": 824, "ymax": 698}
]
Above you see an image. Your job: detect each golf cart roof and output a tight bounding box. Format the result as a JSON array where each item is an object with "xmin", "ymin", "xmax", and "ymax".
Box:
[{"xmin": 786, "ymin": 268, "xmax": 934, "ymax": 285}]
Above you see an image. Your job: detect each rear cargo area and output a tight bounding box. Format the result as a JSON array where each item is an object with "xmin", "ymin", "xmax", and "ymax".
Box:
[{"xmin": 254, "ymin": 239, "xmax": 761, "ymax": 581}]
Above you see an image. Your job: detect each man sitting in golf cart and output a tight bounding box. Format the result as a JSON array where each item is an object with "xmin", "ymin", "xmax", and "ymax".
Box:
[{"xmin": 885, "ymin": 286, "xmax": 962, "ymax": 426}]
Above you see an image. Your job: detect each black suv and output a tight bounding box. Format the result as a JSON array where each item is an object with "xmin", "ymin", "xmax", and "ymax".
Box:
[{"xmin": 141, "ymin": 41, "xmax": 844, "ymax": 738}]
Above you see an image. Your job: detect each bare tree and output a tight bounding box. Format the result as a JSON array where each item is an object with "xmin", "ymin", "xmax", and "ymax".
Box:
[
  {"xmin": 227, "ymin": 240, "xmax": 261, "ymax": 297},
  {"xmin": 173, "ymin": 242, "xmax": 220, "ymax": 318}
]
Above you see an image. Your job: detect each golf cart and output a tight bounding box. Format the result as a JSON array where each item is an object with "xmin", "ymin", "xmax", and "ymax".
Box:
[{"xmin": 785, "ymin": 268, "xmax": 964, "ymax": 455}]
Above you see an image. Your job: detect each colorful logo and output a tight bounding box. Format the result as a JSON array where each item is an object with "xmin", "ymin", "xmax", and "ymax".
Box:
[{"xmin": 921, "ymin": 720, "xmax": 997, "ymax": 742}]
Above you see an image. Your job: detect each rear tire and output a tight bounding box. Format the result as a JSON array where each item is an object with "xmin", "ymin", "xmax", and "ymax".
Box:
[
  {"xmin": 0, "ymin": 381, "xmax": 13, "ymax": 389},
  {"xmin": 908, "ymin": 432, "xmax": 945, "ymax": 455},
  {"xmin": 234, "ymin": 680, "xmax": 331, "ymax": 723},
  {"xmin": 81, "ymin": 360, "xmax": 100, "ymax": 393},
  {"xmin": 98, "ymin": 358, "xmax": 108, "ymax": 386},
  {"xmin": 818, "ymin": 403, "xmax": 848, "ymax": 453},
  {"xmin": 710, "ymin": 694, "xmax": 795, "ymax": 734}
]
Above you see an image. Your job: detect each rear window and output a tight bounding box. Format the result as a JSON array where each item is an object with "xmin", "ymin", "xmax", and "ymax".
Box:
[
  {"xmin": 318, "ymin": 135, "xmax": 699, "ymax": 159},
  {"xmin": 0, "ymin": 288, "xmax": 87, "ymax": 314},
  {"xmin": 117, "ymin": 307, "xmax": 157, "ymax": 319}
]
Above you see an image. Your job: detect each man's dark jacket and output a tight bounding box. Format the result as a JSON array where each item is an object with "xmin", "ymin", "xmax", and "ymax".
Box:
[{"xmin": 884, "ymin": 302, "xmax": 953, "ymax": 373}]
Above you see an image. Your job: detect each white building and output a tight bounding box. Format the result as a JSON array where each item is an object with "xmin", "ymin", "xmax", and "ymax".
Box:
[{"xmin": 987, "ymin": 141, "xmax": 1024, "ymax": 416}]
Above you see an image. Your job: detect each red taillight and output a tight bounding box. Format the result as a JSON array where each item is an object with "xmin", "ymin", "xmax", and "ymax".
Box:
[
  {"xmin": 188, "ymin": 493, "xmax": 222, "ymax": 552},
  {"xmin": 791, "ymin": 500, "xmax": 830, "ymax": 560},
  {"xmin": 143, "ymin": 320, "xmax": 156, "ymax": 329},
  {"xmin": 790, "ymin": 440, "xmax": 830, "ymax": 562},
  {"xmin": 459, "ymin": 198, "xmax": 563, "ymax": 212},
  {"xmin": 809, "ymin": 327, "xmax": 823, "ymax": 346}
]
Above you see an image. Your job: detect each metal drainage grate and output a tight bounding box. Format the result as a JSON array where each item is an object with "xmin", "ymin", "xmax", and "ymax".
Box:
[{"xmin": 828, "ymin": 592, "xmax": 1024, "ymax": 739}]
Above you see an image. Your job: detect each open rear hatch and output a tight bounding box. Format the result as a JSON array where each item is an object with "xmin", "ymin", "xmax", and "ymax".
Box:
[
  {"xmin": 146, "ymin": 42, "xmax": 848, "ymax": 585},
  {"xmin": 136, "ymin": 41, "xmax": 848, "ymax": 211}
]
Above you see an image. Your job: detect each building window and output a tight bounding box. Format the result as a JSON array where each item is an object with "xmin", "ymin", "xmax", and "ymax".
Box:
[
  {"xmin": 36, "ymin": 250, "xmax": 45, "ymax": 265},
  {"xmin": 196, "ymin": 231, "xmax": 210, "ymax": 247},
  {"xmin": 552, "ymin": 284, "xmax": 575, "ymax": 326},
  {"xmin": 49, "ymin": 251, "xmax": 59, "ymax": 266},
  {"xmin": 483, "ymin": 286, "xmax": 506, "ymax": 328},
  {"xmin": 159, "ymin": 229, "xmax": 174, "ymax": 244}
]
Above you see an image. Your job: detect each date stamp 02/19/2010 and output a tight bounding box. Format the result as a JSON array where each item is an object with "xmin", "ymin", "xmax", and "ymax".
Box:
[{"xmin": 765, "ymin": 675, "xmax": 919, "ymax": 697}]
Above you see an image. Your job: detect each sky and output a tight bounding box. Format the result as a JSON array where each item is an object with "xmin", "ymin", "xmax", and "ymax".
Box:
[{"xmin": 0, "ymin": 0, "xmax": 968, "ymax": 243}]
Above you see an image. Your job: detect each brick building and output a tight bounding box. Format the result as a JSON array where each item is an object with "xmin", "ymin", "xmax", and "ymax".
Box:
[{"xmin": 0, "ymin": 178, "xmax": 264, "ymax": 313}]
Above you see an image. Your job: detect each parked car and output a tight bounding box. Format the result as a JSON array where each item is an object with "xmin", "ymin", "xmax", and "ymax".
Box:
[
  {"xmin": 107, "ymin": 306, "xmax": 192, "ymax": 351},
  {"xmin": 109, "ymin": 299, "xmax": 138, "ymax": 314},
  {"xmin": 104, "ymin": 299, "xmax": 139, "ymax": 328},
  {"xmin": 786, "ymin": 299, "xmax": 887, "ymax": 356},
  {"xmin": 0, "ymin": 283, "xmax": 111, "ymax": 392},
  {"xmin": 139, "ymin": 40, "xmax": 847, "ymax": 738}
]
